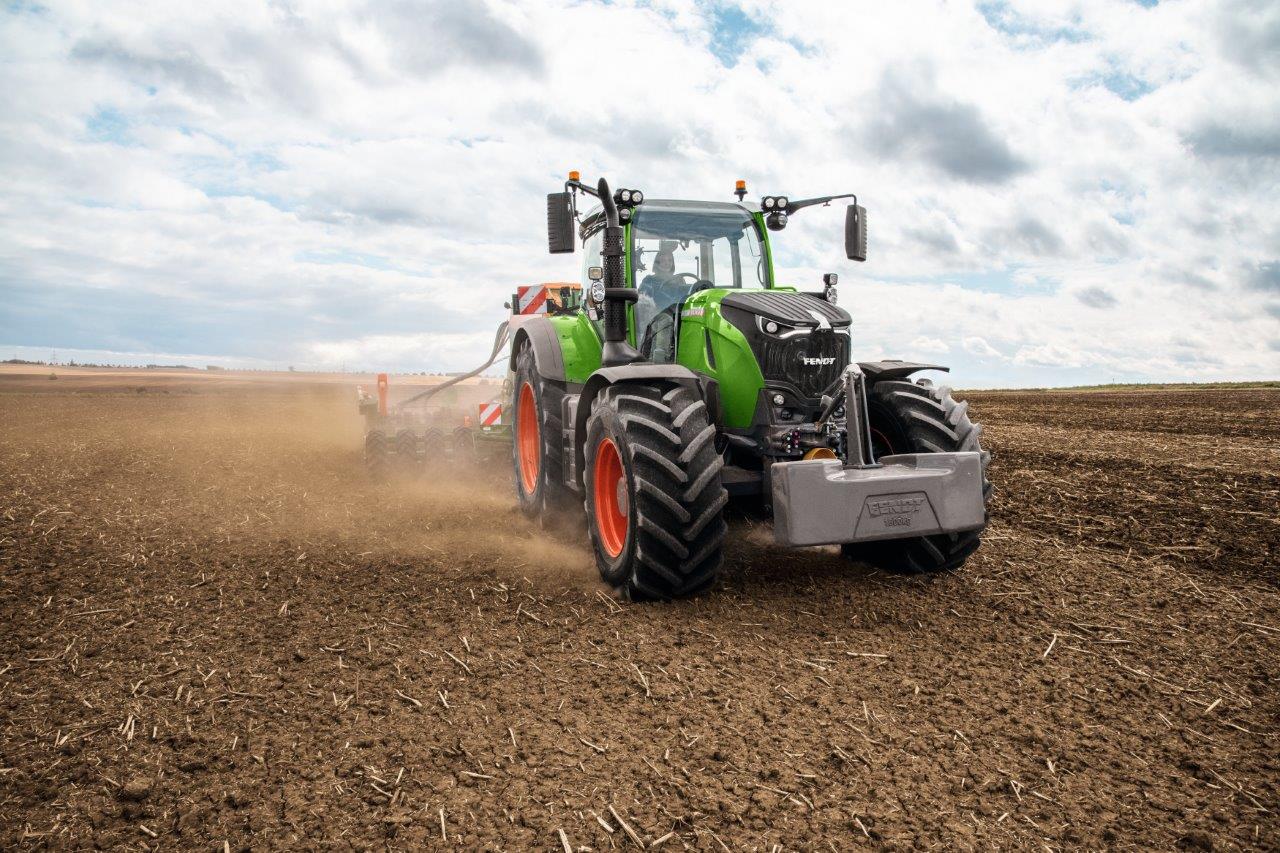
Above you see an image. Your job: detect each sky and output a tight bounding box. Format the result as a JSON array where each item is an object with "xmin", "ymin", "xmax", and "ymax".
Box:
[{"xmin": 1, "ymin": 0, "xmax": 1278, "ymax": 387}]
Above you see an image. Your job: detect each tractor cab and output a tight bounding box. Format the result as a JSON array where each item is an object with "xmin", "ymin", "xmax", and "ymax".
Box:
[{"xmin": 629, "ymin": 200, "xmax": 770, "ymax": 361}]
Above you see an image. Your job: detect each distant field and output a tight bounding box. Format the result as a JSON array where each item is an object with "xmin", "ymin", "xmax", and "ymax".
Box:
[
  {"xmin": 985, "ymin": 380, "xmax": 1280, "ymax": 392},
  {"xmin": 1, "ymin": 372, "xmax": 1278, "ymax": 848},
  {"xmin": 0, "ymin": 364, "xmax": 502, "ymax": 409}
]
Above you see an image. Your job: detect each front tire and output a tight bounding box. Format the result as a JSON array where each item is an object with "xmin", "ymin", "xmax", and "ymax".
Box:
[
  {"xmin": 842, "ymin": 379, "xmax": 992, "ymax": 574},
  {"xmin": 583, "ymin": 383, "xmax": 727, "ymax": 600}
]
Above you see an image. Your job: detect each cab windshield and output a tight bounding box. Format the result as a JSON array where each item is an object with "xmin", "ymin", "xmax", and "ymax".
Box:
[{"xmin": 631, "ymin": 202, "xmax": 767, "ymax": 359}]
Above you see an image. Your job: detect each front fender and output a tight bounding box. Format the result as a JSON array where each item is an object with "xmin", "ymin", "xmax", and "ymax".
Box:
[
  {"xmin": 573, "ymin": 364, "xmax": 703, "ymax": 489},
  {"xmin": 858, "ymin": 360, "xmax": 949, "ymax": 383}
]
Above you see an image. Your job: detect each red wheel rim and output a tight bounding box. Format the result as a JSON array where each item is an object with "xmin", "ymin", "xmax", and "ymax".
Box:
[
  {"xmin": 593, "ymin": 438, "xmax": 627, "ymax": 558},
  {"xmin": 516, "ymin": 382, "xmax": 540, "ymax": 494},
  {"xmin": 870, "ymin": 427, "xmax": 894, "ymax": 459}
]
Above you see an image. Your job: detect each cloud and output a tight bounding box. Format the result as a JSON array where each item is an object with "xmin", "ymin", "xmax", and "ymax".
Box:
[
  {"xmin": 903, "ymin": 223, "xmax": 960, "ymax": 256},
  {"xmin": 371, "ymin": 0, "xmax": 545, "ymax": 78},
  {"xmin": 1075, "ymin": 286, "xmax": 1118, "ymax": 308},
  {"xmin": 1013, "ymin": 343, "xmax": 1088, "ymax": 369},
  {"xmin": 1214, "ymin": 0, "xmax": 1280, "ymax": 75},
  {"xmin": 1004, "ymin": 216, "xmax": 1064, "ymax": 257},
  {"xmin": 70, "ymin": 37, "xmax": 237, "ymax": 99},
  {"xmin": 1244, "ymin": 260, "xmax": 1280, "ymax": 292},
  {"xmin": 1, "ymin": 1, "xmax": 1278, "ymax": 387},
  {"xmin": 1186, "ymin": 123, "xmax": 1280, "ymax": 159},
  {"xmin": 908, "ymin": 336, "xmax": 949, "ymax": 354},
  {"xmin": 962, "ymin": 336, "xmax": 1004, "ymax": 359},
  {"xmin": 863, "ymin": 63, "xmax": 1031, "ymax": 185}
]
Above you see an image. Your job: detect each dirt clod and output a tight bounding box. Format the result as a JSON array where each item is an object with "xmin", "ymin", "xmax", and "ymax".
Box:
[{"xmin": 117, "ymin": 777, "xmax": 152, "ymax": 802}]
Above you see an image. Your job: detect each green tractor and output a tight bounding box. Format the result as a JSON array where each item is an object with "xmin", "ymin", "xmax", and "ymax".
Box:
[{"xmin": 511, "ymin": 173, "xmax": 990, "ymax": 599}]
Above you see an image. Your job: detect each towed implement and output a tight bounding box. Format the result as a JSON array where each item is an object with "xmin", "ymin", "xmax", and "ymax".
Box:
[
  {"xmin": 365, "ymin": 174, "xmax": 991, "ymax": 600},
  {"xmin": 359, "ymin": 283, "xmax": 584, "ymax": 478}
]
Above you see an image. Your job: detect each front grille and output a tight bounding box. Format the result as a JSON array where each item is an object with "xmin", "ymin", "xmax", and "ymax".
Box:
[{"xmin": 757, "ymin": 330, "xmax": 848, "ymax": 398}]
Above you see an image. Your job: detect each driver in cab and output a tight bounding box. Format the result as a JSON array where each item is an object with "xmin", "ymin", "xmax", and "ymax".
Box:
[{"xmin": 637, "ymin": 244, "xmax": 688, "ymax": 363}]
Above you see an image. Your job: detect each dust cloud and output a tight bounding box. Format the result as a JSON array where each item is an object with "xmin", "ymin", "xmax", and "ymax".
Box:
[{"xmin": 1, "ymin": 378, "xmax": 595, "ymax": 589}]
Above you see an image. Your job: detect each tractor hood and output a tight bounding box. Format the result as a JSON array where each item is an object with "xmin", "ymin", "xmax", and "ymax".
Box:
[
  {"xmin": 720, "ymin": 291, "xmax": 851, "ymax": 329},
  {"xmin": 714, "ymin": 290, "xmax": 853, "ymax": 402}
]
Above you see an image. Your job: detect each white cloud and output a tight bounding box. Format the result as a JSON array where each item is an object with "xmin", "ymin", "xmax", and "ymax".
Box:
[
  {"xmin": 1, "ymin": 0, "xmax": 1278, "ymax": 386},
  {"xmin": 908, "ymin": 336, "xmax": 950, "ymax": 354},
  {"xmin": 963, "ymin": 336, "xmax": 1005, "ymax": 359},
  {"xmin": 1013, "ymin": 343, "xmax": 1089, "ymax": 369}
]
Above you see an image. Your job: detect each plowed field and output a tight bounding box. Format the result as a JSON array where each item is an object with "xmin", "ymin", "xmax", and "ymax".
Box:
[{"xmin": 1, "ymin": 373, "xmax": 1277, "ymax": 849}]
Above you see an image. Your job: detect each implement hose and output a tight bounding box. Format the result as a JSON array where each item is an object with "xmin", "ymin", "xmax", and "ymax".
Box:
[{"xmin": 393, "ymin": 321, "xmax": 510, "ymax": 412}]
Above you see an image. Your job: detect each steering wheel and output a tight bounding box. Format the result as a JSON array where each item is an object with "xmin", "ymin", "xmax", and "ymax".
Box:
[{"xmin": 674, "ymin": 272, "xmax": 715, "ymax": 293}]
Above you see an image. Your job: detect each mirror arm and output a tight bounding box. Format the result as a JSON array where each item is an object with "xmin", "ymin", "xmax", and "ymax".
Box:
[
  {"xmin": 785, "ymin": 192, "xmax": 857, "ymax": 213},
  {"xmin": 565, "ymin": 178, "xmax": 600, "ymax": 198}
]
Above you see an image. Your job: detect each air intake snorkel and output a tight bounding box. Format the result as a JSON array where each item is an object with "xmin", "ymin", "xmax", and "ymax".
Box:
[{"xmin": 597, "ymin": 177, "xmax": 642, "ymax": 367}]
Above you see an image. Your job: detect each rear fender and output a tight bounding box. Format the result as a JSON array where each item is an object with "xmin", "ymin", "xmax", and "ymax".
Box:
[{"xmin": 509, "ymin": 317, "xmax": 565, "ymax": 382}]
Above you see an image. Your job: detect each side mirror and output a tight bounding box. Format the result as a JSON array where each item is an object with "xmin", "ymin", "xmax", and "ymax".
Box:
[
  {"xmin": 845, "ymin": 204, "xmax": 867, "ymax": 262},
  {"xmin": 547, "ymin": 192, "xmax": 575, "ymax": 254}
]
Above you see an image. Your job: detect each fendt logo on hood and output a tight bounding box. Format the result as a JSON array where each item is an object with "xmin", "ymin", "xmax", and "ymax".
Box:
[{"xmin": 799, "ymin": 354, "xmax": 836, "ymax": 366}]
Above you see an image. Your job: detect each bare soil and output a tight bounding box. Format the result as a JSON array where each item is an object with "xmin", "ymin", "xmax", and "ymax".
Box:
[{"xmin": 1, "ymin": 375, "xmax": 1277, "ymax": 850}]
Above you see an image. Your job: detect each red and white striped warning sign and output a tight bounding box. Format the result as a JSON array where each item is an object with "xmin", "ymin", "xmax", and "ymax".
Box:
[
  {"xmin": 478, "ymin": 402, "xmax": 503, "ymax": 427},
  {"xmin": 514, "ymin": 285, "xmax": 549, "ymax": 315}
]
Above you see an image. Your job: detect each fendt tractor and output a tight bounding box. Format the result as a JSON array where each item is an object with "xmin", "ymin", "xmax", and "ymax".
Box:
[{"xmin": 364, "ymin": 173, "xmax": 991, "ymax": 600}]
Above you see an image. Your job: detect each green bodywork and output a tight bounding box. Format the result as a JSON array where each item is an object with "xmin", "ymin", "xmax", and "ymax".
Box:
[
  {"xmin": 673, "ymin": 289, "xmax": 763, "ymax": 428},
  {"xmin": 550, "ymin": 211, "xmax": 788, "ymax": 430},
  {"xmin": 549, "ymin": 312, "xmax": 603, "ymax": 385}
]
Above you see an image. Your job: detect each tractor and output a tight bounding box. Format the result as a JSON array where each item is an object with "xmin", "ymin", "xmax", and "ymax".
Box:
[{"xmin": 506, "ymin": 172, "xmax": 991, "ymax": 600}]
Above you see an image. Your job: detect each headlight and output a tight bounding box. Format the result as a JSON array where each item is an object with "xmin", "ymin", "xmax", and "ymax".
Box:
[
  {"xmin": 763, "ymin": 197, "xmax": 775, "ymax": 209},
  {"xmin": 772, "ymin": 393, "xmax": 785, "ymax": 406},
  {"xmin": 778, "ymin": 196, "xmax": 788, "ymax": 209},
  {"xmin": 764, "ymin": 320, "xmax": 779, "ymax": 333},
  {"xmin": 631, "ymin": 190, "xmax": 643, "ymax": 204},
  {"xmin": 590, "ymin": 281, "xmax": 606, "ymax": 304},
  {"xmin": 824, "ymin": 285, "xmax": 837, "ymax": 304},
  {"xmin": 618, "ymin": 189, "xmax": 631, "ymax": 203}
]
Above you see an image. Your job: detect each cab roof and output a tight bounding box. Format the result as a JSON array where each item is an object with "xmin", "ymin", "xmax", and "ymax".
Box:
[{"xmin": 579, "ymin": 199, "xmax": 755, "ymax": 235}]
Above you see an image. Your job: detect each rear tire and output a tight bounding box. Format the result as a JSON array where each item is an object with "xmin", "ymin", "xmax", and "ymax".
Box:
[
  {"xmin": 842, "ymin": 379, "xmax": 991, "ymax": 574},
  {"xmin": 512, "ymin": 342, "xmax": 572, "ymax": 518},
  {"xmin": 583, "ymin": 383, "xmax": 727, "ymax": 600}
]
